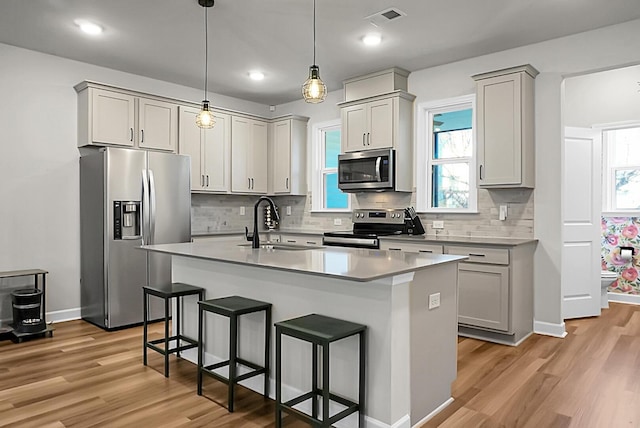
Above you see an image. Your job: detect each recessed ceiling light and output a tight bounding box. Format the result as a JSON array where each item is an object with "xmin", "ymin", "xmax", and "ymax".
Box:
[
  {"xmin": 74, "ymin": 19, "xmax": 103, "ymax": 36},
  {"xmin": 362, "ymin": 33, "xmax": 382, "ymax": 46},
  {"xmin": 249, "ymin": 71, "xmax": 265, "ymax": 81}
]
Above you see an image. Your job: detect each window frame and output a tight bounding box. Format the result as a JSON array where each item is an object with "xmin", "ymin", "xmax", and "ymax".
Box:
[
  {"xmin": 602, "ymin": 123, "xmax": 640, "ymax": 215},
  {"xmin": 311, "ymin": 119, "xmax": 351, "ymax": 212},
  {"xmin": 416, "ymin": 94, "xmax": 478, "ymax": 213}
]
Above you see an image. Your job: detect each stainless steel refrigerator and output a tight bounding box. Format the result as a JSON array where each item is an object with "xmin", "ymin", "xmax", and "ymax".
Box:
[{"xmin": 80, "ymin": 147, "xmax": 191, "ymax": 329}]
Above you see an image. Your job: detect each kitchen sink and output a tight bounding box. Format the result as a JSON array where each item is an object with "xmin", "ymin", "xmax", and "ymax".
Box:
[{"xmin": 237, "ymin": 243, "xmax": 320, "ymax": 251}]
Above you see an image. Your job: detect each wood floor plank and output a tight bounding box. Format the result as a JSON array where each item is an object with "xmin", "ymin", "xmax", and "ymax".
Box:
[{"xmin": 2, "ymin": 303, "xmax": 640, "ymax": 427}]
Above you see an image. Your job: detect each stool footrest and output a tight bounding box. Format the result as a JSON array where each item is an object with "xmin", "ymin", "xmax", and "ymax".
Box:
[
  {"xmin": 281, "ymin": 390, "xmax": 359, "ymax": 425},
  {"xmin": 147, "ymin": 335, "xmax": 198, "ymax": 356},
  {"xmin": 202, "ymin": 358, "xmax": 266, "ymax": 384}
]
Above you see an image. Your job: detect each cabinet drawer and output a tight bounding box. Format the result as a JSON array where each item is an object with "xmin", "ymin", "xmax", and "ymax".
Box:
[
  {"xmin": 279, "ymin": 234, "xmax": 322, "ymax": 246},
  {"xmin": 381, "ymin": 241, "xmax": 443, "ymax": 254},
  {"xmin": 444, "ymin": 245, "xmax": 509, "ymax": 265}
]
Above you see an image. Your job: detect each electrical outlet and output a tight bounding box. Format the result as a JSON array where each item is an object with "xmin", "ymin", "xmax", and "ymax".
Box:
[
  {"xmin": 499, "ymin": 205, "xmax": 508, "ymax": 221},
  {"xmin": 428, "ymin": 293, "xmax": 441, "ymax": 309},
  {"xmin": 286, "ymin": 206, "xmax": 292, "ymax": 216},
  {"xmin": 432, "ymin": 220, "xmax": 444, "ymax": 229},
  {"xmin": 333, "ymin": 218, "xmax": 342, "ymax": 226},
  {"xmin": 239, "ymin": 206, "xmax": 245, "ymax": 216}
]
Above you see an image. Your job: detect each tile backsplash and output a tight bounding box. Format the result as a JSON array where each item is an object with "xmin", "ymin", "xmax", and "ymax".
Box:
[{"xmin": 192, "ymin": 187, "xmax": 533, "ymax": 238}]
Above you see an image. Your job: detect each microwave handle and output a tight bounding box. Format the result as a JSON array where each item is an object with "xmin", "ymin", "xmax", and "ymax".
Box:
[{"xmin": 375, "ymin": 156, "xmax": 382, "ymax": 182}]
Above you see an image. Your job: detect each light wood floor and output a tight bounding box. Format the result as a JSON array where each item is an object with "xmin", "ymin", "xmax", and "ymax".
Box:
[{"xmin": 1, "ymin": 302, "xmax": 639, "ymax": 427}]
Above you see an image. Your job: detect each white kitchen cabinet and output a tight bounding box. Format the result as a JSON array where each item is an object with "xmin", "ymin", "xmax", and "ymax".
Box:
[
  {"xmin": 380, "ymin": 240, "xmax": 443, "ymax": 254},
  {"xmin": 269, "ymin": 116, "xmax": 308, "ymax": 195},
  {"xmin": 338, "ymin": 91, "xmax": 415, "ymax": 192},
  {"xmin": 445, "ymin": 243, "xmax": 535, "ymax": 345},
  {"xmin": 75, "ymin": 82, "xmax": 178, "ymax": 152},
  {"xmin": 179, "ymin": 106, "xmax": 230, "ymax": 193},
  {"xmin": 473, "ymin": 64, "xmax": 538, "ymax": 188},
  {"xmin": 231, "ymin": 116, "xmax": 268, "ymax": 194}
]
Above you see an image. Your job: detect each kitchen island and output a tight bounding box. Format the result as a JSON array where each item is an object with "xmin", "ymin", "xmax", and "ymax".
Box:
[{"xmin": 140, "ymin": 241, "xmax": 465, "ymax": 428}]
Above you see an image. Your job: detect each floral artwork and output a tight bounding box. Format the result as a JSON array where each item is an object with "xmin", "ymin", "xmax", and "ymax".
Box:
[{"xmin": 601, "ymin": 217, "xmax": 640, "ymax": 294}]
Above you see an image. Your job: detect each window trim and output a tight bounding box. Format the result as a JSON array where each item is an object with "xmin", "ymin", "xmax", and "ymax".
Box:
[
  {"xmin": 311, "ymin": 119, "xmax": 351, "ymax": 212},
  {"xmin": 602, "ymin": 122, "xmax": 640, "ymax": 214},
  {"xmin": 416, "ymin": 94, "xmax": 478, "ymax": 213}
]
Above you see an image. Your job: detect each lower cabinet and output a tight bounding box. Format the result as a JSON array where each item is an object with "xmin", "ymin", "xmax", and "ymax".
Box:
[
  {"xmin": 380, "ymin": 241, "xmax": 443, "ymax": 254},
  {"xmin": 445, "ymin": 243, "xmax": 535, "ymax": 345},
  {"xmin": 278, "ymin": 234, "xmax": 322, "ymax": 246}
]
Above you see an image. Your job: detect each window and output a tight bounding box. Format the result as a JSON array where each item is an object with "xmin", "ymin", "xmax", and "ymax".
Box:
[
  {"xmin": 312, "ymin": 120, "xmax": 350, "ymax": 211},
  {"xmin": 416, "ymin": 95, "xmax": 477, "ymax": 213},
  {"xmin": 603, "ymin": 126, "xmax": 640, "ymax": 212}
]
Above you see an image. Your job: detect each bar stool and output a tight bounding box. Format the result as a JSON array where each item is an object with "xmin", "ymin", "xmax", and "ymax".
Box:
[
  {"xmin": 143, "ymin": 283, "xmax": 205, "ymax": 377},
  {"xmin": 197, "ymin": 296, "xmax": 272, "ymax": 412},
  {"xmin": 275, "ymin": 314, "xmax": 367, "ymax": 427}
]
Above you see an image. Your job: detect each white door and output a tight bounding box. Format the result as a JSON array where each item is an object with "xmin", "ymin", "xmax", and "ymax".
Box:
[{"xmin": 562, "ymin": 127, "xmax": 602, "ymax": 319}]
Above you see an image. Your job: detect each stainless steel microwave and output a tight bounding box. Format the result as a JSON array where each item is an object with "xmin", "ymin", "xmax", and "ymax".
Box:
[{"xmin": 338, "ymin": 148, "xmax": 395, "ymax": 192}]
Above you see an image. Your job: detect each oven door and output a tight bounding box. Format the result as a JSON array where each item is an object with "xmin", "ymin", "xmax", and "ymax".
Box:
[{"xmin": 338, "ymin": 148, "xmax": 394, "ymax": 192}]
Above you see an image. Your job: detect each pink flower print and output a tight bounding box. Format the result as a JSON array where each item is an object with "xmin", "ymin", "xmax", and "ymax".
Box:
[
  {"xmin": 601, "ymin": 219, "xmax": 607, "ymax": 230},
  {"xmin": 605, "ymin": 234, "xmax": 619, "ymax": 246},
  {"xmin": 601, "ymin": 259, "xmax": 608, "ymax": 270},
  {"xmin": 619, "ymin": 281, "xmax": 633, "ymax": 292},
  {"xmin": 622, "ymin": 225, "xmax": 638, "ymax": 239},
  {"xmin": 611, "ymin": 217, "xmax": 629, "ymax": 224},
  {"xmin": 621, "ymin": 267, "xmax": 638, "ymax": 282}
]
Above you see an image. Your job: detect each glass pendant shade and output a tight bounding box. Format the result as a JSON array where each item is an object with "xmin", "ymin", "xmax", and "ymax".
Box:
[
  {"xmin": 196, "ymin": 100, "xmax": 215, "ymax": 128},
  {"xmin": 302, "ymin": 65, "xmax": 327, "ymax": 103}
]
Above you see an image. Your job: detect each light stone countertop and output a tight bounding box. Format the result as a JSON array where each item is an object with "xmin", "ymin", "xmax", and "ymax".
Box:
[{"xmin": 140, "ymin": 241, "xmax": 466, "ymax": 282}]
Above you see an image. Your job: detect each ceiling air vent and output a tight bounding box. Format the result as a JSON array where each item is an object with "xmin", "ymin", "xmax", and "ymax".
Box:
[{"xmin": 364, "ymin": 8, "xmax": 407, "ymax": 27}]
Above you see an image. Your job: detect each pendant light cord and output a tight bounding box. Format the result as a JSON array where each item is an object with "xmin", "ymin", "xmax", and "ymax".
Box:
[
  {"xmin": 313, "ymin": 0, "xmax": 316, "ymax": 66},
  {"xmin": 203, "ymin": 4, "xmax": 209, "ymax": 99}
]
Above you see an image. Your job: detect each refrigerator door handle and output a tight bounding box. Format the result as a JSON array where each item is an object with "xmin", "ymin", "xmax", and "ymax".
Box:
[
  {"xmin": 149, "ymin": 169, "xmax": 157, "ymax": 244},
  {"xmin": 141, "ymin": 170, "xmax": 150, "ymax": 245}
]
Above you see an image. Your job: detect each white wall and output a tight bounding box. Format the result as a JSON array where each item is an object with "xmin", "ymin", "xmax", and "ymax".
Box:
[
  {"xmin": 276, "ymin": 19, "xmax": 640, "ymax": 332},
  {"xmin": 0, "ymin": 43, "xmax": 269, "ymax": 321}
]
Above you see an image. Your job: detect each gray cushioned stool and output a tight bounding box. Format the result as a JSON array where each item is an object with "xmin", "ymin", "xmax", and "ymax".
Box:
[
  {"xmin": 197, "ymin": 296, "xmax": 272, "ymax": 412},
  {"xmin": 275, "ymin": 314, "xmax": 367, "ymax": 427},
  {"xmin": 143, "ymin": 282, "xmax": 205, "ymax": 377}
]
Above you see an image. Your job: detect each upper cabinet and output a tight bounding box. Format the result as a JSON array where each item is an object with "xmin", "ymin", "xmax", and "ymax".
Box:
[
  {"xmin": 341, "ymin": 97, "xmax": 395, "ymax": 151},
  {"xmin": 269, "ymin": 116, "xmax": 308, "ymax": 195},
  {"xmin": 75, "ymin": 81, "xmax": 178, "ymax": 152},
  {"xmin": 473, "ymin": 64, "xmax": 538, "ymax": 188},
  {"xmin": 178, "ymin": 106, "xmax": 230, "ymax": 193},
  {"xmin": 231, "ymin": 116, "xmax": 268, "ymax": 194}
]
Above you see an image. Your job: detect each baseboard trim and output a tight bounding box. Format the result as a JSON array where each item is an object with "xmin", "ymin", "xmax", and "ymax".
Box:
[
  {"xmin": 47, "ymin": 308, "xmax": 81, "ymax": 324},
  {"xmin": 412, "ymin": 398, "xmax": 454, "ymax": 427},
  {"xmin": 533, "ymin": 320, "xmax": 567, "ymax": 338},
  {"xmin": 608, "ymin": 292, "xmax": 640, "ymax": 306}
]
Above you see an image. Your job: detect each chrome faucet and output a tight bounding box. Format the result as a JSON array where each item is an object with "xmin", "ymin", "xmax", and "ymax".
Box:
[{"xmin": 245, "ymin": 196, "xmax": 281, "ymax": 248}]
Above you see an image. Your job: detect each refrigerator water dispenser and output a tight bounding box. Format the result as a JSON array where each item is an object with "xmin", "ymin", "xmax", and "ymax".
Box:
[{"xmin": 113, "ymin": 201, "xmax": 141, "ymax": 239}]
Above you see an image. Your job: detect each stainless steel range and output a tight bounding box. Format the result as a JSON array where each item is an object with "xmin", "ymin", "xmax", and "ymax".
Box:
[{"xmin": 323, "ymin": 208, "xmax": 425, "ymax": 249}]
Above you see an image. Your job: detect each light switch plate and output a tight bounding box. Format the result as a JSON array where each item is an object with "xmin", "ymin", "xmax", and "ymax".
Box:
[
  {"xmin": 499, "ymin": 205, "xmax": 508, "ymax": 221},
  {"xmin": 429, "ymin": 293, "xmax": 441, "ymax": 309},
  {"xmin": 432, "ymin": 220, "xmax": 444, "ymax": 229},
  {"xmin": 240, "ymin": 206, "xmax": 245, "ymax": 216},
  {"xmin": 286, "ymin": 206, "xmax": 292, "ymax": 216},
  {"xmin": 333, "ymin": 218, "xmax": 342, "ymax": 226}
]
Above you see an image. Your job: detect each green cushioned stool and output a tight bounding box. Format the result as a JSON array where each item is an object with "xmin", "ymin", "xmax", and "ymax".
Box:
[
  {"xmin": 275, "ymin": 314, "xmax": 367, "ymax": 427},
  {"xmin": 143, "ymin": 282, "xmax": 205, "ymax": 377},
  {"xmin": 197, "ymin": 296, "xmax": 272, "ymax": 413}
]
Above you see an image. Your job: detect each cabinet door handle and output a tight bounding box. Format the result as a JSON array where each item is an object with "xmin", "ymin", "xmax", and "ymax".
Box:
[
  {"xmin": 419, "ymin": 250, "xmax": 433, "ymax": 253},
  {"xmin": 248, "ymin": 178, "xmax": 251, "ymax": 189},
  {"xmin": 367, "ymin": 132, "xmax": 370, "ymax": 145},
  {"xmin": 286, "ymin": 177, "xmax": 289, "ymax": 189},
  {"xmin": 479, "ymin": 165, "xmax": 484, "ymax": 180},
  {"xmin": 141, "ymin": 129, "xmax": 144, "ymax": 143},
  {"xmin": 469, "ymin": 253, "xmax": 486, "ymax": 257},
  {"xmin": 201, "ymin": 175, "xmax": 205, "ymax": 187},
  {"xmin": 286, "ymin": 240, "xmax": 296, "ymax": 243},
  {"xmin": 363, "ymin": 133, "xmax": 366, "ymax": 146},
  {"xmin": 206, "ymin": 175, "xmax": 209, "ymax": 187},
  {"xmin": 388, "ymin": 248, "xmax": 402, "ymax": 251},
  {"xmin": 306, "ymin": 241, "xmax": 316, "ymax": 245},
  {"xmin": 130, "ymin": 128, "xmax": 134, "ymax": 142},
  {"xmin": 251, "ymin": 178, "xmax": 254, "ymax": 189}
]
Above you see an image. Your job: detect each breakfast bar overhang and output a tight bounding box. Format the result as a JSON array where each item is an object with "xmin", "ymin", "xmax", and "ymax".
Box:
[{"xmin": 141, "ymin": 242, "xmax": 465, "ymax": 427}]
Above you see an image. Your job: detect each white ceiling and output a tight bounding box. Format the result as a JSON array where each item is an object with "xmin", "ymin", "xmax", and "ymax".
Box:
[{"xmin": 1, "ymin": 0, "xmax": 639, "ymax": 105}]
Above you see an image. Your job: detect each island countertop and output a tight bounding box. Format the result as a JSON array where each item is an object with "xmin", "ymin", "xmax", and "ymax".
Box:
[{"xmin": 140, "ymin": 241, "xmax": 465, "ymax": 282}]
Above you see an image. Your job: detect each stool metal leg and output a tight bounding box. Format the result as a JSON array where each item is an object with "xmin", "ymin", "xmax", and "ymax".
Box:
[
  {"xmin": 197, "ymin": 305, "xmax": 203, "ymax": 396},
  {"xmin": 228, "ymin": 314, "xmax": 238, "ymax": 412},
  {"xmin": 312, "ymin": 343, "xmax": 318, "ymax": 419},
  {"xmin": 264, "ymin": 307, "xmax": 271, "ymax": 399},
  {"xmin": 359, "ymin": 330, "xmax": 366, "ymax": 427},
  {"xmin": 143, "ymin": 291, "xmax": 148, "ymax": 366},
  {"xmin": 176, "ymin": 295, "xmax": 181, "ymax": 358},
  {"xmin": 322, "ymin": 341, "xmax": 330, "ymax": 426},
  {"xmin": 275, "ymin": 326, "xmax": 282, "ymax": 427},
  {"xmin": 164, "ymin": 296, "xmax": 170, "ymax": 377}
]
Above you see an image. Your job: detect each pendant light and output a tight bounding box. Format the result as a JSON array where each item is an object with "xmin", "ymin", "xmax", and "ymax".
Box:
[
  {"xmin": 196, "ymin": 0, "xmax": 215, "ymax": 128},
  {"xmin": 302, "ymin": 0, "xmax": 327, "ymax": 103}
]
